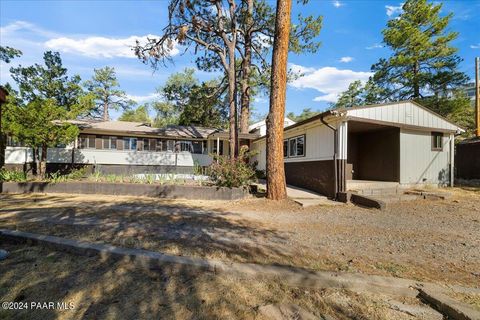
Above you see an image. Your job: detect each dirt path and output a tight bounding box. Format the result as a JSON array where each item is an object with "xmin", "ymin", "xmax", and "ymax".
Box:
[{"xmin": 0, "ymin": 187, "xmax": 478, "ymax": 287}]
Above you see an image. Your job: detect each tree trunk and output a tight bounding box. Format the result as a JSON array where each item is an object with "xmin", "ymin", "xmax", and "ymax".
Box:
[
  {"xmin": 39, "ymin": 144, "xmax": 48, "ymax": 177},
  {"xmin": 0, "ymin": 103, "xmax": 4, "ymax": 169},
  {"xmin": 240, "ymin": 0, "xmax": 253, "ymax": 134},
  {"xmin": 227, "ymin": 46, "xmax": 239, "ymax": 158},
  {"xmin": 266, "ymin": 0, "xmax": 291, "ymax": 200},
  {"xmin": 103, "ymin": 101, "xmax": 109, "ymax": 121},
  {"xmin": 413, "ymin": 61, "xmax": 420, "ymax": 99}
]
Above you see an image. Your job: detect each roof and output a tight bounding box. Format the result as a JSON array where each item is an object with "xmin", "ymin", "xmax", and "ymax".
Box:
[
  {"xmin": 72, "ymin": 120, "xmax": 221, "ymax": 139},
  {"xmin": 253, "ymin": 100, "xmax": 465, "ymax": 142},
  {"xmin": 158, "ymin": 125, "xmax": 219, "ymax": 138},
  {"xmin": 248, "ymin": 117, "xmax": 295, "ymax": 132}
]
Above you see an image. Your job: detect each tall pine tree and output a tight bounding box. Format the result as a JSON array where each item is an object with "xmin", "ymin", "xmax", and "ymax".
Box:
[{"xmin": 372, "ymin": 0, "xmax": 468, "ymax": 102}]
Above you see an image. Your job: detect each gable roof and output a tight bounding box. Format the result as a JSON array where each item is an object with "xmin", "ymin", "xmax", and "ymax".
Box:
[
  {"xmin": 253, "ymin": 100, "xmax": 464, "ymax": 142},
  {"xmin": 344, "ymin": 100, "xmax": 463, "ymax": 132}
]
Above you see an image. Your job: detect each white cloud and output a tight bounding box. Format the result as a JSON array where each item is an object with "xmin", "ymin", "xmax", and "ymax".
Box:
[
  {"xmin": 339, "ymin": 56, "xmax": 354, "ymax": 63},
  {"xmin": 0, "ymin": 20, "xmax": 58, "ymax": 38},
  {"xmin": 471, "ymin": 43, "xmax": 480, "ymax": 49},
  {"xmin": 288, "ymin": 63, "xmax": 316, "ymax": 74},
  {"xmin": 332, "ymin": 1, "xmax": 344, "ymax": 8},
  {"xmin": 385, "ymin": 4, "xmax": 403, "ymax": 17},
  {"xmin": 45, "ymin": 35, "xmax": 179, "ymax": 59},
  {"xmin": 126, "ymin": 93, "xmax": 159, "ymax": 103},
  {"xmin": 290, "ymin": 66, "xmax": 372, "ymax": 103},
  {"xmin": 366, "ymin": 43, "xmax": 383, "ymax": 50}
]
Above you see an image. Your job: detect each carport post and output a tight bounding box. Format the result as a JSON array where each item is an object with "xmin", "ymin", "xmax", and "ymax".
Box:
[{"xmin": 449, "ymin": 133, "xmax": 454, "ymax": 187}]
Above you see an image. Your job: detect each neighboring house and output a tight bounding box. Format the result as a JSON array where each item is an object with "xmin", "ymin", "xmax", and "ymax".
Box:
[
  {"xmin": 248, "ymin": 117, "xmax": 296, "ymax": 137},
  {"xmin": 4, "ymin": 120, "xmax": 258, "ymax": 174},
  {"xmin": 251, "ymin": 101, "xmax": 464, "ymax": 199}
]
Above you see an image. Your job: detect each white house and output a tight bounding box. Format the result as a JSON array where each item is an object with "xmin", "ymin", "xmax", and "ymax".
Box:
[
  {"xmin": 248, "ymin": 117, "xmax": 296, "ymax": 137},
  {"xmin": 5, "ymin": 120, "xmax": 259, "ymax": 174},
  {"xmin": 251, "ymin": 101, "xmax": 464, "ymax": 199}
]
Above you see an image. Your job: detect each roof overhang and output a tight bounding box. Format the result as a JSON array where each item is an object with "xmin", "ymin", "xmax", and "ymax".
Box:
[{"xmin": 208, "ymin": 131, "xmax": 260, "ymax": 140}]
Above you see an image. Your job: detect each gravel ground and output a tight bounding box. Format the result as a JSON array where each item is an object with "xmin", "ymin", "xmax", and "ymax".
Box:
[{"xmin": 0, "ymin": 187, "xmax": 478, "ymax": 287}]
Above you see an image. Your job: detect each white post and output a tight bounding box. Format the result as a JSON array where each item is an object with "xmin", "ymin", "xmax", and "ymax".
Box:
[
  {"xmin": 216, "ymin": 137, "xmax": 220, "ymax": 156},
  {"xmin": 449, "ymin": 133, "xmax": 455, "ymax": 187}
]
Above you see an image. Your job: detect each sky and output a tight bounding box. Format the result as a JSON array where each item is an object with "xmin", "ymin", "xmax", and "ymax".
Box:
[{"xmin": 1, "ymin": 0, "xmax": 479, "ymax": 120}]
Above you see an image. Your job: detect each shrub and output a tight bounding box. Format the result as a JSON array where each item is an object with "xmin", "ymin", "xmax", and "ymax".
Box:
[
  {"xmin": 208, "ymin": 146, "xmax": 257, "ymax": 189},
  {"xmin": 0, "ymin": 169, "xmax": 27, "ymax": 182},
  {"xmin": 47, "ymin": 168, "xmax": 87, "ymax": 183}
]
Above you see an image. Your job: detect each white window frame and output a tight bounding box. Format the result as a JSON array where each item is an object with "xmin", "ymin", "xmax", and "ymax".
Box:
[{"xmin": 285, "ymin": 135, "xmax": 305, "ymax": 158}]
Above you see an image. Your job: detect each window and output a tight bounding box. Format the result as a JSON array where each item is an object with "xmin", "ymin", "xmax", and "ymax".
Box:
[
  {"xmin": 167, "ymin": 140, "xmax": 175, "ymax": 151},
  {"xmin": 212, "ymin": 140, "xmax": 224, "ymax": 155},
  {"xmin": 190, "ymin": 141, "xmax": 204, "ymax": 154},
  {"xmin": 432, "ymin": 132, "xmax": 443, "ymax": 151},
  {"xmin": 78, "ymin": 135, "xmax": 96, "ymax": 149},
  {"xmin": 286, "ymin": 135, "xmax": 305, "ymax": 158},
  {"xmin": 143, "ymin": 139, "xmax": 150, "ymax": 151},
  {"xmin": 123, "ymin": 137, "xmax": 138, "ymax": 150},
  {"xmin": 6, "ymin": 136, "xmax": 24, "ymax": 147},
  {"xmin": 156, "ymin": 139, "xmax": 164, "ymax": 152},
  {"xmin": 102, "ymin": 136, "xmax": 117, "ymax": 149},
  {"xmin": 176, "ymin": 141, "xmax": 193, "ymax": 152}
]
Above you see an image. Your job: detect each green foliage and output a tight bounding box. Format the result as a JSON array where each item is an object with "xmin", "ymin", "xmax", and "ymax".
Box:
[
  {"xmin": 152, "ymin": 101, "xmax": 179, "ymax": 127},
  {"xmin": 332, "ymin": 81, "xmax": 364, "ymax": 109},
  {"xmin": 119, "ymin": 104, "xmax": 152, "ymax": 123},
  {"xmin": 0, "ymin": 46, "xmax": 22, "ymax": 63},
  {"xmin": 208, "ymin": 146, "xmax": 257, "ymax": 189},
  {"xmin": 9, "ymin": 51, "xmax": 86, "ymax": 110},
  {"xmin": 371, "ymin": 0, "xmax": 468, "ymax": 100},
  {"xmin": 178, "ymin": 81, "xmax": 228, "ymax": 128},
  {"xmin": 4, "ymin": 99, "xmax": 80, "ymax": 151},
  {"xmin": 419, "ymin": 90, "xmax": 475, "ymax": 137},
  {"xmin": 0, "ymin": 169, "xmax": 27, "ymax": 182},
  {"xmin": 84, "ymin": 66, "xmax": 134, "ymax": 120},
  {"xmin": 153, "ymin": 69, "xmax": 228, "ymax": 128},
  {"xmin": 286, "ymin": 108, "xmax": 320, "ymax": 122}
]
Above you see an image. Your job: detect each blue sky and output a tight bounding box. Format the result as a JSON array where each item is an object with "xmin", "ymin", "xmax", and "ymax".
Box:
[{"xmin": 1, "ymin": 0, "xmax": 479, "ymax": 120}]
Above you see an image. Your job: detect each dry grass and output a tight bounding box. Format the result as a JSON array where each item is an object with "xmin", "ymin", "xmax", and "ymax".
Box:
[
  {"xmin": 1, "ymin": 189, "xmax": 479, "ymax": 288},
  {"xmin": 0, "ymin": 243, "xmax": 416, "ymax": 320}
]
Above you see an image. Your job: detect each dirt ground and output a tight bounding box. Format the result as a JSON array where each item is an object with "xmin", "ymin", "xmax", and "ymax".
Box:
[
  {"xmin": 0, "ymin": 187, "xmax": 478, "ymax": 290},
  {"xmin": 0, "ymin": 243, "xmax": 427, "ymax": 320}
]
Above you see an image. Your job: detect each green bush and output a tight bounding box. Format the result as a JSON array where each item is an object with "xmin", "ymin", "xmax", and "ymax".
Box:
[
  {"xmin": 0, "ymin": 169, "xmax": 27, "ymax": 182},
  {"xmin": 47, "ymin": 168, "xmax": 87, "ymax": 183},
  {"xmin": 208, "ymin": 146, "xmax": 257, "ymax": 189}
]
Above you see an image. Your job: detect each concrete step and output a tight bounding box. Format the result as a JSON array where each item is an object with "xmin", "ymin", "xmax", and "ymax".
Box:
[{"xmin": 354, "ymin": 187, "xmax": 400, "ymax": 196}]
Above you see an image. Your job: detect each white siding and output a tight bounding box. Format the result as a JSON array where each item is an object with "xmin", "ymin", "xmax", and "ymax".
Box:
[
  {"xmin": 400, "ymin": 129, "xmax": 451, "ymax": 185},
  {"xmin": 6, "ymin": 147, "xmax": 211, "ymax": 167},
  {"xmin": 250, "ymin": 122, "xmax": 335, "ymax": 171},
  {"xmin": 347, "ymin": 101, "xmax": 458, "ymax": 132},
  {"xmin": 5, "ymin": 147, "xmax": 34, "ymax": 164},
  {"xmin": 251, "ymin": 139, "xmax": 266, "ymax": 171}
]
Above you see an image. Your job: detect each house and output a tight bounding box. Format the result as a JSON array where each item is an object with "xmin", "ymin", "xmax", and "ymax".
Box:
[
  {"xmin": 251, "ymin": 101, "xmax": 464, "ymax": 199},
  {"xmin": 248, "ymin": 117, "xmax": 296, "ymax": 137},
  {"xmin": 4, "ymin": 120, "xmax": 259, "ymax": 174}
]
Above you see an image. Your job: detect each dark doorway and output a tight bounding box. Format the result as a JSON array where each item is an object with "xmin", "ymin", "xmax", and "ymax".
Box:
[{"xmin": 347, "ymin": 121, "xmax": 400, "ymax": 182}]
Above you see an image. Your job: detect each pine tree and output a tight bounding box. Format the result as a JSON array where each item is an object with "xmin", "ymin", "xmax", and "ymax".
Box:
[{"xmin": 372, "ymin": 0, "xmax": 468, "ymax": 101}]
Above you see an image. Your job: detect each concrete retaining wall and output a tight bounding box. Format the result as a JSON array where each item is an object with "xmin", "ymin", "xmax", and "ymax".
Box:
[{"xmin": 0, "ymin": 181, "xmax": 249, "ymax": 200}]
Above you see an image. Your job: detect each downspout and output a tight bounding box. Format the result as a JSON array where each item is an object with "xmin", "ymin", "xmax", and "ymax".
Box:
[{"xmin": 320, "ymin": 113, "xmax": 338, "ymax": 200}]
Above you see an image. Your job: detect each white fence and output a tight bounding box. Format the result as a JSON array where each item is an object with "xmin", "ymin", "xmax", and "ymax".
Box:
[{"xmin": 5, "ymin": 147, "xmax": 213, "ymax": 167}]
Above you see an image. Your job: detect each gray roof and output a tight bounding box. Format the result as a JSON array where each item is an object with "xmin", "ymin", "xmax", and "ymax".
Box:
[{"xmin": 72, "ymin": 120, "xmax": 221, "ymax": 139}]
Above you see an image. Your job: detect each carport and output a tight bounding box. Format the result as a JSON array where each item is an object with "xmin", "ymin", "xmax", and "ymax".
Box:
[{"xmin": 346, "ymin": 121, "xmax": 400, "ymax": 183}]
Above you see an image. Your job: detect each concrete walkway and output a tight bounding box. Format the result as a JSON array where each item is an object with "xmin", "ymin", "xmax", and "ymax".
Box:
[{"xmin": 255, "ymin": 181, "xmax": 340, "ymax": 207}]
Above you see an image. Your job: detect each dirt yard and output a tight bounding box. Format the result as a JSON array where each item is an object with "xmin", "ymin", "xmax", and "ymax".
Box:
[
  {"xmin": 0, "ymin": 187, "xmax": 478, "ymax": 290},
  {"xmin": 1, "ymin": 243, "xmax": 428, "ymax": 319}
]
